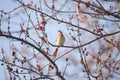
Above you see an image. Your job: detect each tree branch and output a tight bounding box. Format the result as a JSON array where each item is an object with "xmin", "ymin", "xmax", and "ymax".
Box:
[{"xmin": 0, "ymin": 34, "xmax": 65, "ymax": 80}]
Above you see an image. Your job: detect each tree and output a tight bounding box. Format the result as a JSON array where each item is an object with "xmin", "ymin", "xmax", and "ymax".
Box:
[{"xmin": 0, "ymin": 0, "xmax": 120, "ymax": 80}]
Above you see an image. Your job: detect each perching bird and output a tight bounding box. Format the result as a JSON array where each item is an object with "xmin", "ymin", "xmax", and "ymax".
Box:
[{"xmin": 53, "ymin": 30, "xmax": 65, "ymax": 58}]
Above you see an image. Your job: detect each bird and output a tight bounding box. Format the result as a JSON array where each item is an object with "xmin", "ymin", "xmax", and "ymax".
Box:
[{"xmin": 53, "ymin": 30, "xmax": 65, "ymax": 58}]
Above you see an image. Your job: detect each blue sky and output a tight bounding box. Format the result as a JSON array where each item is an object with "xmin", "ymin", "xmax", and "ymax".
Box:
[{"xmin": 0, "ymin": 0, "xmax": 120, "ymax": 80}]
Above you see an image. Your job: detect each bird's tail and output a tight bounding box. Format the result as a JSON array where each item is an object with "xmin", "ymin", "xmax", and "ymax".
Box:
[{"xmin": 53, "ymin": 47, "xmax": 59, "ymax": 58}]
